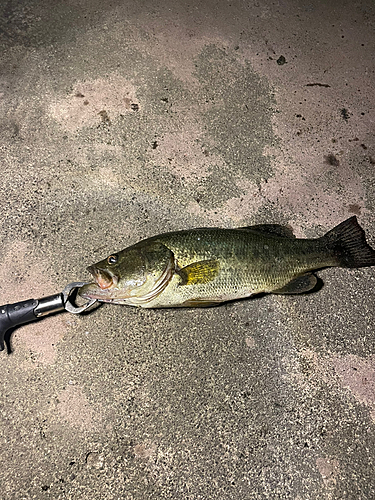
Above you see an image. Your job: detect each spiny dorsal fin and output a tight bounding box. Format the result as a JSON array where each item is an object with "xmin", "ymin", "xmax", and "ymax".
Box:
[
  {"xmin": 272, "ymin": 273, "xmax": 317, "ymax": 294},
  {"xmin": 177, "ymin": 259, "xmax": 220, "ymax": 286},
  {"xmin": 237, "ymin": 224, "xmax": 296, "ymax": 239}
]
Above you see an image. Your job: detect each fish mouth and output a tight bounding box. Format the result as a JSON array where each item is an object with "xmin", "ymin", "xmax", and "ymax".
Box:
[{"xmin": 87, "ymin": 265, "xmax": 119, "ymax": 290}]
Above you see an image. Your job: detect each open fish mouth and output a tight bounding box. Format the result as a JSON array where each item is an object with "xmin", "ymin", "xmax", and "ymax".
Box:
[{"xmin": 87, "ymin": 266, "xmax": 119, "ymax": 290}]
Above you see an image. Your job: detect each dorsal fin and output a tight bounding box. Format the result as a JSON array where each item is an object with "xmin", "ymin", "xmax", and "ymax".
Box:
[{"xmin": 237, "ymin": 224, "xmax": 296, "ymax": 239}]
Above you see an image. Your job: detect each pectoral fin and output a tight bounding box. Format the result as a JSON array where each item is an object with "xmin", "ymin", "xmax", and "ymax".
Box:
[
  {"xmin": 272, "ymin": 273, "xmax": 317, "ymax": 294},
  {"xmin": 178, "ymin": 259, "xmax": 220, "ymax": 286}
]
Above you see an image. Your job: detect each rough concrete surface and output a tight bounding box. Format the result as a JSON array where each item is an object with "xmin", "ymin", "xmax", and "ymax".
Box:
[{"xmin": 1, "ymin": 0, "xmax": 375, "ymax": 498}]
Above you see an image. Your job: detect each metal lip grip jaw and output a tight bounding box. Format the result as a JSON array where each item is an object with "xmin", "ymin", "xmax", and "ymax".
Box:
[{"xmin": 0, "ymin": 282, "xmax": 96, "ymax": 352}]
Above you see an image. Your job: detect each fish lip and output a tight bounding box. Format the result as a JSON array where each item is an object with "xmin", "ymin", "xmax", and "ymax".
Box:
[{"xmin": 87, "ymin": 265, "xmax": 118, "ymax": 290}]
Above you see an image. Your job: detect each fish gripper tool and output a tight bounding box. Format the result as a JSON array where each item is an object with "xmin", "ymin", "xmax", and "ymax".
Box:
[{"xmin": 0, "ymin": 282, "xmax": 96, "ymax": 353}]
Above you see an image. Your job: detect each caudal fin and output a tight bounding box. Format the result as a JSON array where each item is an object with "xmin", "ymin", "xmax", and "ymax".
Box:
[{"xmin": 323, "ymin": 216, "xmax": 375, "ymax": 268}]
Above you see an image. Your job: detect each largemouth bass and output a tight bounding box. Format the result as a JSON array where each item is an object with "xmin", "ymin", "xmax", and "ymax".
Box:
[{"xmin": 78, "ymin": 216, "xmax": 375, "ymax": 308}]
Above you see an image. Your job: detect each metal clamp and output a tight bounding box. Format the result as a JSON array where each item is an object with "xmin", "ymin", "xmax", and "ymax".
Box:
[{"xmin": 62, "ymin": 282, "xmax": 97, "ymax": 314}]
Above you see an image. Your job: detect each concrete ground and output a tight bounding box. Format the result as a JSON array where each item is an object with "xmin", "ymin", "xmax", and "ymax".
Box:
[{"xmin": 1, "ymin": 0, "xmax": 375, "ymax": 498}]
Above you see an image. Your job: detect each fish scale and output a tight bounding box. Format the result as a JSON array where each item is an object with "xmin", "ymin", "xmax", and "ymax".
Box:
[{"xmin": 150, "ymin": 229, "xmax": 336, "ymax": 306}]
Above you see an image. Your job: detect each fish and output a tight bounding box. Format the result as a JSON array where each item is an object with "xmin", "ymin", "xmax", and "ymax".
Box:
[{"xmin": 78, "ymin": 216, "xmax": 375, "ymax": 308}]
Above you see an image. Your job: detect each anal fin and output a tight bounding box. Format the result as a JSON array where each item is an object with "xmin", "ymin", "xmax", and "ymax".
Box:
[{"xmin": 272, "ymin": 273, "xmax": 317, "ymax": 294}]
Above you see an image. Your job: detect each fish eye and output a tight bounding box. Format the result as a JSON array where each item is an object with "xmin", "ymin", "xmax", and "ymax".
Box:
[{"xmin": 107, "ymin": 254, "xmax": 118, "ymax": 265}]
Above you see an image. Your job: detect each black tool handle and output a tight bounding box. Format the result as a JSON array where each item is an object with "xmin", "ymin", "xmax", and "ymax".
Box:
[
  {"xmin": 0, "ymin": 293, "xmax": 65, "ymax": 352},
  {"xmin": 0, "ymin": 299, "xmax": 39, "ymax": 351}
]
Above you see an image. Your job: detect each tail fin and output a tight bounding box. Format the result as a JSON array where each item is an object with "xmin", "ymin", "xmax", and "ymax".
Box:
[{"xmin": 322, "ymin": 216, "xmax": 375, "ymax": 268}]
